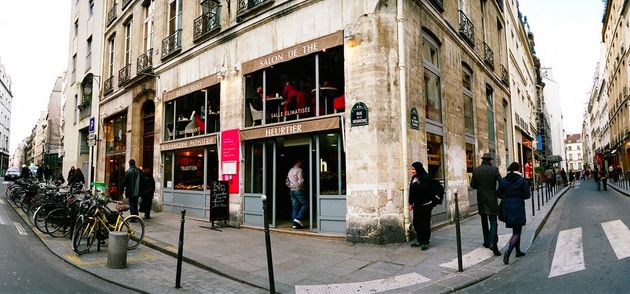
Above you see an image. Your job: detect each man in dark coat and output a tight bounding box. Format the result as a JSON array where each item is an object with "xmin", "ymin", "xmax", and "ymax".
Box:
[
  {"xmin": 139, "ymin": 168, "xmax": 155, "ymax": 219},
  {"xmin": 470, "ymin": 152, "xmax": 502, "ymax": 256},
  {"xmin": 122, "ymin": 159, "xmax": 141, "ymax": 216}
]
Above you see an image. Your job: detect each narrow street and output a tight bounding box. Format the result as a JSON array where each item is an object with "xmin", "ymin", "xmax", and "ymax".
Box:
[{"xmin": 459, "ymin": 181, "xmax": 630, "ymax": 293}]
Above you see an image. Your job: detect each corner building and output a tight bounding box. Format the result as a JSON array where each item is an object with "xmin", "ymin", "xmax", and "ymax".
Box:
[{"xmin": 96, "ymin": 0, "xmax": 511, "ymax": 243}]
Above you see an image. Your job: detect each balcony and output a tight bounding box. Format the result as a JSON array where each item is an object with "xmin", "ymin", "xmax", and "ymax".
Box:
[
  {"xmin": 500, "ymin": 64, "xmax": 509, "ymax": 86},
  {"xmin": 194, "ymin": 9, "xmax": 221, "ymax": 41},
  {"xmin": 237, "ymin": 0, "xmax": 272, "ymax": 15},
  {"xmin": 459, "ymin": 10, "xmax": 475, "ymax": 47},
  {"xmin": 137, "ymin": 48, "xmax": 153, "ymax": 73},
  {"xmin": 104, "ymin": 76, "xmax": 114, "ymax": 95},
  {"xmin": 161, "ymin": 29, "xmax": 182, "ymax": 60},
  {"xmin": 118, "ymin": 64, "xmax": 131, "ymax": 86},
  {"xmin": 483, "ymin": 42, "xmax": 494, "ymax": 69},
  {"xmin": 107, "ymin": 3, "xmax": 117, "ymax": 26}
]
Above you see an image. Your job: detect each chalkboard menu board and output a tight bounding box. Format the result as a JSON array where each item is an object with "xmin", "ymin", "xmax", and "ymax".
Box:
[{"xmin": 209, "ymin": 180, "xmax": 229, "ymax": 222}]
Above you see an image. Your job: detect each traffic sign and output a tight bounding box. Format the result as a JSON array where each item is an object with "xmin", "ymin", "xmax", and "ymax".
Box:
[
  {"xmin": 87, "ymin": 133, "xmax": 96, "ymax": 140},
  {"xmin": 89, "ymin": 117, "xmax": 95, "ymax": 133},
  {"xmin": 87, "ymin": 138, "xmax": 96, "ymax": 147}
]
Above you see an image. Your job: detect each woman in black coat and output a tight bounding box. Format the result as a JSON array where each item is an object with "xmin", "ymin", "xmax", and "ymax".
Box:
[
  {"xmin": 497, "ymin": 162, "xmax": 530, "ymax": 264},
  {"xmin": 408, "ymin": 162, "xmax": 434, "ymax": 251}
]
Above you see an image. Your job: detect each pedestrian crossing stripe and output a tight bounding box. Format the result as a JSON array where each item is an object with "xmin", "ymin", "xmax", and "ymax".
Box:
[
  {"xmin": 549, "ymin": 227, "xmax": 584, "ymax": 278},
  {"xmin": 601, "ymin": 220, "xmax": 630, "ymax": 260},
  {"xmin": 439, "ymin": 234, "xmax": 511, "ymax": 270},
  {"xmin": 294, "ymin": 272, "xmax": 431, "ymax": 294},
  {"xmin": 0, "ymin": 199, "xmax": 5, "ymax": 205}
]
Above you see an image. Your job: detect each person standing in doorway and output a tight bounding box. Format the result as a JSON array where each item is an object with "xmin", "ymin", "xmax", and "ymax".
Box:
[
  {"xmin": 122, "ymin": 159, "xmax": 142, "ymax": 216},
  {"xmin": 287, "ymin": 159, "xmax": 306, "ymax": 229},
  {"xmin": 139, "ymin": 168, "xmax": 155, "ymax": 219},
  {"xmin": 497, "ymin": 162, "xmax": 530, "ymax": 264},
  {"xmin": 470, "ymin": 152, "xmax": 502, "ymax": 256},
  {"xmin": 408, "ymin": 162, "xmax": 435, "ymax": 250}
]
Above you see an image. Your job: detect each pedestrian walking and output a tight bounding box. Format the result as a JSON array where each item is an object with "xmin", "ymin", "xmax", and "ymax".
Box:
[
  {"xmin": 601, "ymin": 169, "xmax": 608, "ymax": 191},
  {"xmin": 544, "ymin": 167, "xmax": 554, "ymax": 194},
  {"xmin": 593, "ymin": 167, "xmax": 601, "ymax": 191},
  {"xmin": 286, "ymin": 159, "xmax": 306, "ymax": 229},
  {"xmin": 497, "ymin": 162, "xmax": 530, "ymax": 264},
  {"xmin": 560, "ymin": 168, "xmax": 567, "ymax": 187},
  {"xmin": 122, "ymin": 159, "xmax": 142, "ymax": 216},
  {"xmin": 609, "ymin": 165, "xmax": 615, "ymax": 182},
  {"xmin": 139, "ymin": 168, "xmax": 155, "ymax": 219},
  {"xmin": 470, "ymin": 152, "xmax": 502, "ymax": 256},
  {"xmin": 408, "ymin": 162, "xmax": 440, "ymax": 250},
  {"xmin": 568, "ymin": 170, "xmax": 575, "ymax": 186}
]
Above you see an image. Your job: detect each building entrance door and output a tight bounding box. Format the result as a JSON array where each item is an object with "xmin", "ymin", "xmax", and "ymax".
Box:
[{"xmin": 274, "ymin": 140, "xmax": 311, "ymax": 229}]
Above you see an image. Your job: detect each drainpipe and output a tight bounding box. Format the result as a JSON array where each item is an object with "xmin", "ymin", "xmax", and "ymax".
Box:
[{"xmin": 397, "ymin": 0, "xmax": 410, "ymax": 242}]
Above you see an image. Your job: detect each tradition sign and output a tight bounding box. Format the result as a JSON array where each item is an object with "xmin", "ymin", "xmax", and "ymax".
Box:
[{"xmin": 350, "ymin": 102, "xmax": 368, "ymax": 126}]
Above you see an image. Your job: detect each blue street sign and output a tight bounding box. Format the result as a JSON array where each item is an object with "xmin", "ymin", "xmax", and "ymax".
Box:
[
  {"xmin": 89, "ymin": 117, "xmax": 95, "ymax": 133},
  {"xmin": 536, "ymin": 135, "xmax": 542, "ymax": 151}
]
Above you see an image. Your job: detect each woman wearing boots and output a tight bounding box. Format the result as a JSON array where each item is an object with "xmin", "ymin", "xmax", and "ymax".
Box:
[
  {"xmin": 497, "ymin": 162, "xmax": 530, "ymax": 264},
  {"xmin": 408, "ymin": 162, "xmax": 435, "ymax": 251}
]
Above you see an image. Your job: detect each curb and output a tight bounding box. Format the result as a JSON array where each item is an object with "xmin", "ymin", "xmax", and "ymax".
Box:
[{"xmin": 609, "ymin": 183, "xmax": 630, "ymax": 197}]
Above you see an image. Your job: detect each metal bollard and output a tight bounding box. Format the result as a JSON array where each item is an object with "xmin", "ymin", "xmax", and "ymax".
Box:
[
  {"xmin": 107, "ymin": 231, "xmax": 127, "ymax": 269},
  {"xmin": 537, "ymin": 182, "xmax": 541, "ymax": 211},
  {"xmin": 261, "ymin": 195, "xmax": 276, "ymax": 293},
  {"xmin": 531, "ymin": 183, "xmax": 535, "ymax": 217},
  {"xmin": 175, "ymin": 209, "xmax": 186, "ymax": 289},
  {"xmin": 454, "ymin": 189, "xmax": 463, "ymax": 272}
]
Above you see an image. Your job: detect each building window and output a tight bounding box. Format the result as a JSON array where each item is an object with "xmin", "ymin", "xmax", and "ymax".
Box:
[
  {"xmin": 74, "ymin": 20, "xmax": 79, "ymax": 37},
  {"xmin": 104, "ymin": 113, "xmax": 127, "ymax": 153},
  {"xmin": 320, "ymin": 133, "xmax": 346, "ymax": 195},
  {"xmin": 568, "ymin": 146, "xmax": 572, "ymax": 150},
  {"xmin": 124, "ymin": 21, "xmax": 132, "ymax": 65},
  {"xmin": 244, "ymin": 46, "xmax": 345, "ymax": 126},
  {"xmin": 427, "ymin": 133, "xmax": 444, "ymax": 180},
  {"xmin": 423, "ymin": 33, "xmax": 442, "ymax": 123},
  {"xmin": 108, "ymin": 38, "xmax": 115, "ymax": 77},
  {"xmin": 143, "ymin": 0, "xmax": 155, "ymax": 51},
  {"xmin": 463, "ymin": 65, "xmax": 474, "ymax": 134},
  {"xmin": 164, "ymin": 84, "xmax": 221, "ymax": 141},
  {"xmin": 486, "ymin": 85, "xmax": 495, "ymax": 145},
  {"xmin": 88, "ymin": 0, "xmax": 94, "ymax": 16},
  {"xmin": 86, "ymin": 36, "xmax": 92, "ymax": 70},
  {"xmin": 168, "ymin": 0, "xmax": 182, "ymax": 34},
  {"xmin": 503, "ymin": 101, "xmax": 509, "ymax": 167},
  {"xmin": 174, "ymin": 148, "xmax": 204, "ymax": 190},
  {"xmin": 71, "ymin": 54, "xmax": 77, "ymax": 84},
  {"xmin": 466, "ymin": 143, "xmax": 475, "ymax": 182}
]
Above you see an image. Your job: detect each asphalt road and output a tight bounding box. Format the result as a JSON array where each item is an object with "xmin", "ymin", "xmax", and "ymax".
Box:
[
  {"xmin": 459, "ymin": 180, "xmax": 630, "ymax": 293},
  {"xmin": 0, "ymin": 181, "xmax": 138, "ymax": 293}
]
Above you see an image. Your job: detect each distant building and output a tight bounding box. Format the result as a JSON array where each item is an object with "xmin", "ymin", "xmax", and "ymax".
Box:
[
  {"xmin": 0, "ymin": 57, "xmax": 12, "ymax": 172},
  {"xmin": 565, "ymin": 134, "xmax": 583, "ymax": 171},
  {"xmin": 540, "ymin": 68, "xmax": 565, "ymax": 167}
]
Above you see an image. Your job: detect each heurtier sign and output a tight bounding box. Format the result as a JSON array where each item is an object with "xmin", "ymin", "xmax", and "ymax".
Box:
[{"xmin": 350, "ymin": 102, "xmax": 369, "ymax": 126}]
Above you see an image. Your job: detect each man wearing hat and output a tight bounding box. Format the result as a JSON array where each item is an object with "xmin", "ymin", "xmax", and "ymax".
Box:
[{"xmin": 470, "ymin": 152, "xmax": 502, "ymax": 256}]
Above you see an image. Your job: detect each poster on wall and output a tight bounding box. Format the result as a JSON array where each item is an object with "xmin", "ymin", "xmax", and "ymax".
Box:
[{"xmin": 221, "ymin": 129, "xmax": 240, "ymax": 193}]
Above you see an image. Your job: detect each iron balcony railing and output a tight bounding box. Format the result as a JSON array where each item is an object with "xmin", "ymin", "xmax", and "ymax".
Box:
[
  {"xmin": 500, "ymin": 64, "xmax": 509, "ymax": 86},
  {"xmin": 459, "ymin": 10, "xmax": 475, "ymax": 46},
  {"xmin": 107, "ymin": 3, "xmax": 117, "ymax": 26},
  {"xmin": 161, "ymin": 29, "xmax": 182, "ymax": 59},
  {"xmin": 483, "ymin": 42, "xmax": 494, "ymax": 69},
  {"xmin": 104, "ymin": 76, "xmax": 114, "ymax": 95},
  {"xmin": 238, "ymin": 0, "xmax": 270, "ymax": 14},
  {"xmin": 137, "ymin": 48, "xmax": 153, "ymax": 73},
  {"xmin": 194, "ymin": 9, "xmax": 220, "ymax": 40},
  {"xmin": 118, "ymin": 64, "xmax": 131, "ymax": 85}
]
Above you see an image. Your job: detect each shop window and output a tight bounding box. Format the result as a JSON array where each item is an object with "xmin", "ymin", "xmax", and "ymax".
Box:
[
  {"xmin": 244, "ymin": 142, "xmax": 263, "ymax": 193},
  {"xmin": 105, "ymin": 113, "xmax": 127, "ymax": 153},
  {"xmin": 466, "ymin": 143, "xmax": 475, "ymax": 182},
  {"xmin": 174, "ymin": 148, "xmax": 204, "ymax": 190},
  {"xmin": 319, "ymin": 133, "xmax": 346, "ymax": 195},
  {"xmin": 206, "ymin": 145, "xmax": 219, "ymax": 189},
  {"xmin": 163, "ymin": 152, "xmax": 173, "ymax": 188},
  {"xmin": 164, "ymin": 84, "xmax": 220, "ymax": 141},
  {"xmin": 427, "ymin": 133, "xmax": 444, "ymax": 180},
  {"xmin": 244, "ymin": 46, "xmax": 345, "ymax": 126}
]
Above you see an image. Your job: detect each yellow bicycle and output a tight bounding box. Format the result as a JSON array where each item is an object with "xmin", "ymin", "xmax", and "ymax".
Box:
[{"xmin": 72, "ymin": 197, "xmax": 145, "ymax": 255}]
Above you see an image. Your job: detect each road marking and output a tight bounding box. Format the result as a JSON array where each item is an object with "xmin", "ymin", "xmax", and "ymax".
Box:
[
  {"xmin": 13, "ymin": 222, "xmax": 27, "ymax": 236},
  {"xmin": 0, "ymin": 199, "xmax": 5, "ymax": 205},
  {"xmin": 0, "ymin": 209, "xmax": 9, "ymax": 225},
  {"xmin": 439, "ymin": 234, "xmax": 511, "ymax": 270},
  {"xmin": 601, "ymin": 220, "xmax": 630, "ymax": 260},
  {"xmin": 549, "ymin": 227, "xmax": 584, "ymax": 278},
  {"xmin": 294, "ymin": 272, "xmax": 430, "ymax": 294}
]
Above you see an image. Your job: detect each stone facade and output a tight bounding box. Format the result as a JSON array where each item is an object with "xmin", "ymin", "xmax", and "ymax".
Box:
[{"xmin": 0, "ymin": 57, "xmax": 12, "ymax": 171}]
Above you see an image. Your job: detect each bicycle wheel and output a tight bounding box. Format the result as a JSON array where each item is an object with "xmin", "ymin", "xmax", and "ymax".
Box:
[
  {"xmin": 121, "ymin": 215, "xmax": 144, "ymax": 250},
  {"xmin": 73, "ymin": 218, "xmax": 95, "ymax": 255},
  {"xmin": 33, "ymin": 204, "xmax": 56, "ymax": 233},
  {"xmin": 28, "ymin": 202, "xmax": 43, "ymax": 224},
  {"xmin": 46, "ymin": 207, "xmax": 72, "ymax": 238}
]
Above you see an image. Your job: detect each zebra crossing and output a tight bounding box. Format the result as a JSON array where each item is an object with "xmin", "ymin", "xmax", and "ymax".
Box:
[{"xmin": 549, "ymin": 219, "xmax": 630, "ymax": 278}]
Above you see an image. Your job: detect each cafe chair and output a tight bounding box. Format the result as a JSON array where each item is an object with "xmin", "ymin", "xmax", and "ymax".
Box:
[
  {"xmin": 184, "ymin": 110, "xmax": 198, "ymax": 136},
  {"xmin": 333, "ymin": 94, "xmax": 345, "ymax": 113},
  {"xmin": 249, "ymin": 103, "xmax": 262, "ymax": 126},
  {"xmin": 195, "ymin": 114, "xmax": 206, "ymax": 133}
]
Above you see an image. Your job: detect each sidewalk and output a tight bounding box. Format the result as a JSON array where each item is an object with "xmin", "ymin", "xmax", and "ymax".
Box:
[{"xmin": 13, "ymin": 185, "xmax": 570, "ymax": 294}]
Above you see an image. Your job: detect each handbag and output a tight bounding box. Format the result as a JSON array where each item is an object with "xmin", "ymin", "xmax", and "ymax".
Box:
[{"xmin": 498, "ymin": 200, "xmax": 505, "ymax": 222}]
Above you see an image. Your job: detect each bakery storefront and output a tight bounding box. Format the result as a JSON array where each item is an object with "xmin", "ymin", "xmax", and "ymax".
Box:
[
  {"xmin": 240, "ymin": 32, "xmax": 347, "ymax": 233},
  {"xmin": 160, "ymin": 76, "xmax": 221, "ymax": 217}
]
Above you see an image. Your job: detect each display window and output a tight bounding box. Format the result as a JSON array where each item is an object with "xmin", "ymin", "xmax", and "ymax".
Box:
[
  {"xmin": 104, "ymin": 113, "xmax": 127, "ymax": 153},
  {"xmin": 466, "ymin": 143, "xmax": 475, "ymax": 182},
  {"xmin": 206, "ymin": 145, "xmax": 219, "ymax": 189},
  {"xmin": 164, "ymin": 84, "xmax": 220, "ymax": 141},
  {"xmin": 427, "ymin": 133, "xmax": 444, "ymax": 180},
  {"xmin": 174, "ymin": 148, "xmax": 204, "ymax": 190},
  {"xmin": 163, "ymin": 151, "xmax": 173, "ymax": 188},
  {"xmin": 319, "ymin": 133, "xmax": 346, "ymax": 195},
  {"xmin": 244, "ymin": 46, "xmax": 345, "ymax": 126},
  {"xmin": 244, "ymin": 142, "xmax": 263, "ymax": 193}
]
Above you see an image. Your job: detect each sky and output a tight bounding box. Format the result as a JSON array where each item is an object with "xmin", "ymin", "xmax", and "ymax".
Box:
[
  {"xmin": 0, "ymin": 0, "xmax": 605, "ymax": 153},
  {"xmin": 519, "ymin": 0, "xmax": 604, "ymax": 135},
  {"xmin": 0, "ymin": 1, "xmax": 70, "ymax": 153}
]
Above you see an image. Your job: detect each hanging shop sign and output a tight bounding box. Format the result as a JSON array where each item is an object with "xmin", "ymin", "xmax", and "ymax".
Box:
[
  {"xmin": 410, "ymin": 107, "xmax": 419, "ymax": 130},
  {"xmin": 221, "ymin": 129, "xmax": 240, "ymax": 193},
  {"xmin": 350, "ymin": 102, "xmax": 368, "ymax": 126},
  {"xmin": 160, "ymin": 134, "xmax": 217, "ymax": 151},
  {"xmin": 239, "ymin": 116, "xmax": 340, "ymax": 141}
]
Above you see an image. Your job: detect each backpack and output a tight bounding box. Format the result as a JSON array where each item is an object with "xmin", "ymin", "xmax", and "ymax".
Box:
[{"xmin": 431, "ymin": 178, "xmax": 445, "ymax": 205}]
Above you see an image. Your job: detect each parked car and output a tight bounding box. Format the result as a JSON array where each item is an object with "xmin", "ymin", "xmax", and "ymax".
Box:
[
  {"xmin": 29, "ymin": 166, "xmax": 38, "ymax": 177},
  {"xmin": 4, "ymin": 167, "xmax": 21, "ymax": 181}
]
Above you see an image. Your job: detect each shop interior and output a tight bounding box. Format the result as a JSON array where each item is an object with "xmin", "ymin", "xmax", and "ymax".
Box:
[
  {"xmin": 162, "ymin": 146, "xmax": 219, "ymax": 191},
  {"xmin": 164, "ymin": 84, "xmax": 220, "ymax": 141}
]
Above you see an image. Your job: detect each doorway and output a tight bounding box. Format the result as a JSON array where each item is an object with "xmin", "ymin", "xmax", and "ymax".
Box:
[
  {"xmin": 275, "ymin": 143, "xmax": 311, "ymax": 229},
  {"xmin": 142, "ymin": 100, "xmax": 155, "ymax": 172}
]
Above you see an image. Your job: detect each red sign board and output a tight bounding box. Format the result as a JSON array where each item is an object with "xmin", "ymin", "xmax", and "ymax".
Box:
[{"xmin": 221, "ymin": 129, "xmax": 240, "ymax": 193}]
